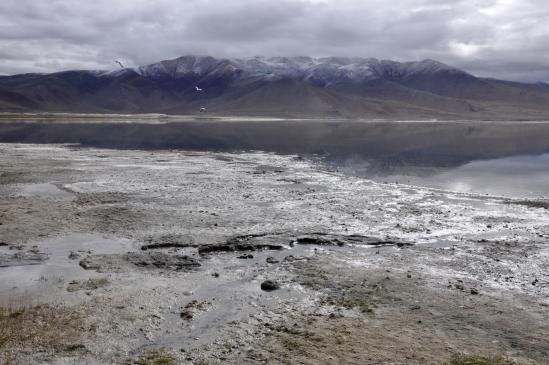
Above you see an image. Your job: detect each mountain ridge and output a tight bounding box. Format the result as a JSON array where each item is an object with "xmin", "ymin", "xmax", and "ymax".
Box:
[{"xmin": 1, "ymin": 55, "xmax": 548, "ymax": 119}]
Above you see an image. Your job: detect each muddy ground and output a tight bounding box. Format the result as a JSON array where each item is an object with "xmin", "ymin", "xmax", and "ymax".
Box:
[{"xmin": 0, "ymin": 143, "xmax": 548, "ymax": 365}]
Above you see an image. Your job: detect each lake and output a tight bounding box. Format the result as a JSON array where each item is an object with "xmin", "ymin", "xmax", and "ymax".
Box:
[{"xmin": 1, "ymin": 118, "xmax": 549, "ymax": 198}]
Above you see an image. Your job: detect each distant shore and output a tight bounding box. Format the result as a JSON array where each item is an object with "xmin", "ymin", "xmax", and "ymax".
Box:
[{"xmin": 3, "ymin": 112, "xmax": 549, "ymax": 124}]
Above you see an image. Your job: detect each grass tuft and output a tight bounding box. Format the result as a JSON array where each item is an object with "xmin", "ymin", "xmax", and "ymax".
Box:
[
  {"xmin": 132, "ymin": 349, "xmax": 177, "ymax": 365},
  {"xmin": 447, "ymin": 354, "xmax": 516, "ymax": 365}
]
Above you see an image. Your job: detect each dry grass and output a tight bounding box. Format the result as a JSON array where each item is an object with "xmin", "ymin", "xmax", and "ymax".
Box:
[
  {"xmin": 131, "ymin": 349, "xmax": 177, "ymax": 365},
  {"xmin": 447, "ymin": 354, "xmax": 516, "ymax": 365},
  {"xmin": 0, "ymin": 304, "xmax": 87, "ymax": 364}
]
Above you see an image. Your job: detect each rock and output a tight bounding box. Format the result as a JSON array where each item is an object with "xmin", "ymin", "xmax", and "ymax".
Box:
[
  {"xmin": 79, "ymin": 251, "xmax": 200, "ymax": 272},
  {"xmin": 260, "ymin": 280, "xmax": 280, "ymax": 291},
  {"xmin": 141, "ymin": 234, "xmax": 196, "ymax": 251},
  {"xmin": 198, "ymin": 233, "xmax": 286, "ymax": 255},
  {"xmin": 237, "ymin": 254, "xmax": 254, "ymax": 259},
  {"xmin": 295, "ymin": 233, "xmax": 412, "ymax": 247},
  {"xmin": 197, "ymin": 232, "xmax": 412, "ymax": 256},
  {"xmin": 410, "ymin": 305, "xmax": 421, "ymax": 310},
  {"xmin": 407, "ymin": 273, "xmax": 412, "ymax": 278},
  {"xmin": 212, "ymin": 272, "xmax": 220, "ymax": 278},
  {"xmin": 455, "ymin": 284, "xmax": 465, "ymax": 290},
  {"xmin": 68, "ymin": 251, "xmax": 80, "ymax": 260},
  {"xmin": 470, "ymin": 288, "xmax": 479, "ymax": 295},
  {"xmin": 141, "ymin": 242, "xmax": 192, "ymax": 250},
  {"xmin": 296, "ymin": 235, "xmax": 345, "ymax": 246},
  {"xmin": 79, "ymin": 258, "xmax": 101, "ymax": 271},
  {"xmin": 266, "ymin": 257, "xmax": 279, "ymax": 264}
]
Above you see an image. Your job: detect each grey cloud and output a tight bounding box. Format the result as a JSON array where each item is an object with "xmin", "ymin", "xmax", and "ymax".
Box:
[{"xmin": 0, "ymin": 0, "xmax": 548, "ymax": 82}]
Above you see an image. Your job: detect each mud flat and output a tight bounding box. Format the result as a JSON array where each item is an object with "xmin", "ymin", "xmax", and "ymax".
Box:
[{"xmin": 1, "ymin": 143, "xmax": 548, "ymax": 364}]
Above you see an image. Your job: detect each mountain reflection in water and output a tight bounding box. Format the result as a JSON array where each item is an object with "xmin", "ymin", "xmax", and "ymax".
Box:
[{"xmin": 1, "ymin": 119, "xmax": 549, "ymax": 197}]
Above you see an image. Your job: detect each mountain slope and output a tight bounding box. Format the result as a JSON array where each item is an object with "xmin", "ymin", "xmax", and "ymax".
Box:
[{"xmin": 1, "ymin": 56, "xmax": 549, "ymax": 119}]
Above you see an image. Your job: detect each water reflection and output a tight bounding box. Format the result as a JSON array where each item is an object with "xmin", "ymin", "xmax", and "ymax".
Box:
[
  {"xmin": 341, "ymin": 154, "xmax": 549, "ymax": 198},
  {"xmin": 2, "ymin": 119, "xmax": 549, "ymax": 198}
]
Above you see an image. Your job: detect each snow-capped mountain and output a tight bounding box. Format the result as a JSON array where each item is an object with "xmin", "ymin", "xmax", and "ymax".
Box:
[
  {"xmin": 0, "ymin": 55, "xmax": 548, "ymax": 119},
  {"xmin": 136, "ymin": 56, "xmax": 466, "ymax": 86}
]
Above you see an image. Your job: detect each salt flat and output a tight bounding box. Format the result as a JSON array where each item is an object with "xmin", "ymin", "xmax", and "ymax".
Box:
[{"xmin": 1, "ymin": 142, "xmax": 548, "ymax": 364}]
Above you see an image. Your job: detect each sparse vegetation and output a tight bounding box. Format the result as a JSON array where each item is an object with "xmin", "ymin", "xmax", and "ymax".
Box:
[
  {"xmin": 280, "ymin": 336, "xmax": 302, "ymax": 351},
  {"xmin": 340, "ymin": 298, "xmax": 374, "ymax": 313},
  {"xmin": 0, "ymin": 304, "xmax": 87, "ymax": 364},
  {"xmin": 132, "ymin": 349, "xmax": 177, "ymax": 365},
  {"xmin": 179, "ymin": 299, "xmax": 210, "ymax": 320},
  {"xmin": 66, "ymin": 277, "xmax": 110, "ymax": 292},
  {"xmin": 0, "ymin": 304, "xmax": 25, "ymax": 319},
  {"xmin": 447, "ymin": 354, "xmax": 516, "ymax": 365}
]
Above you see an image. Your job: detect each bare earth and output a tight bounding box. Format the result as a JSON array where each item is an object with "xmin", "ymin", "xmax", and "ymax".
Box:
[{"xmin": 0, "ymin": 143, "xmax": 548, "ymax": 365}]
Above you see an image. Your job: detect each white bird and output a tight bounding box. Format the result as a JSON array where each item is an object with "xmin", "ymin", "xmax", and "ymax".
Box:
[
  {"xmin": 195, "ymin": 86, "xmax": 203, "ymax": 91},
  {"xmin": 115, "ymin": 60, "xmax": 125, "ymax": 69}
]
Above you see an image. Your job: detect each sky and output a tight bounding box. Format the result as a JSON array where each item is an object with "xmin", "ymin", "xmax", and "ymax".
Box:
[{"xmin": 0, "ymin": 0, "xmax": 547, "ymax": 82}]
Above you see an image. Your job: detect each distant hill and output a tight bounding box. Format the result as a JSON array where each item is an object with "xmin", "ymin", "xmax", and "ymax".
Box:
[{"xmin": 1, "ymin": 56, "xmax": 549, "ymax": 119}]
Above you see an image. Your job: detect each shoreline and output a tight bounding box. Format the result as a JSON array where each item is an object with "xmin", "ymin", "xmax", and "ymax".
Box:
[
  {"xmin": 1, "ymin": 143, "xmax": 548, "ymax": 364},
  {"xmin": 2, "ymin": 112, "xmax": 549, "ymax": 123}
]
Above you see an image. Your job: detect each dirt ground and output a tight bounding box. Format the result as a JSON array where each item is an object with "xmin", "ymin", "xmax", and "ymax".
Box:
[{"xmin": 0, "ymin": 143, "xmax": 548, "ymax": 365}]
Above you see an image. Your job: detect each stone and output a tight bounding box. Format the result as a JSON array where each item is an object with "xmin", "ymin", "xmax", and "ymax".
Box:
[
  {"xmin": 266, "ymin": 257, "xmax": 279, "ymax": 264},
  {"xmin": 260, "ymin": 280, "xmax": 280, "ymax": 291}
]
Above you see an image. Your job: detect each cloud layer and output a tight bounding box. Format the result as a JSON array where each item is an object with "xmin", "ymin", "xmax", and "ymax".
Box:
[{"xmin": 1, "ymin": 0, "xmax": 548, "ymax": 81}]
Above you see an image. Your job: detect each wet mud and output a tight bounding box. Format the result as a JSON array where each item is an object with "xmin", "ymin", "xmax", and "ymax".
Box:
[{"xmin": 0, "ymin": 143, "xmax": 548, "ymax": 364}]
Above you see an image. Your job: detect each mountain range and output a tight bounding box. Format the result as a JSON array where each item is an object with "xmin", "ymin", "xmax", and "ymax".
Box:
[{"xmin": 1, "ymin": 55, "xmax": 549, "ymax": 119}]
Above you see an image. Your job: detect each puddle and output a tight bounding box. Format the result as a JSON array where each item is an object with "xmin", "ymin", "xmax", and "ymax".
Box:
[
  {"xmin": 0, "ymin": 234, "xmax": 134, "ymax": 305},
  {"xmin": 18, "ymin": 183, "xmax": 75, "ymax": 201},
  {"xmin": 137, "ymin": 244, "xmax": 317, "ymax": 350}
]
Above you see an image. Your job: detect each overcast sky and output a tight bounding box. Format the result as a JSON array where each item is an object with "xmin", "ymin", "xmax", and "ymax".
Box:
[{"xmin": 0, "ymin": 0, "xmax": 547, "ymax": 82}]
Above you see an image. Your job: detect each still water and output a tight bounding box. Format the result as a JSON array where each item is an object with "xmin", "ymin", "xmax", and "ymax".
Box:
[
  {"xmin": 335, "ymin": 153, "xmax": 549, "ymax": 198},
  {"xmin": 1, "ymin": 119, "xmax": 549, "ymax": 198}
]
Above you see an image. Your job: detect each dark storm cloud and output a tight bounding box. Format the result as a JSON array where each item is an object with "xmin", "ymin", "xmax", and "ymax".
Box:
[{"xmin": 0, "ymin": 0, "xmax": 548, "ymax": 82}]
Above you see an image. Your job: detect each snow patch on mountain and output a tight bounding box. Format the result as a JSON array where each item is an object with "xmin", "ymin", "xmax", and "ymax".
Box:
[{"xmin": 134, "ymin": 56, "xmax": 468, "ymax": 86}]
